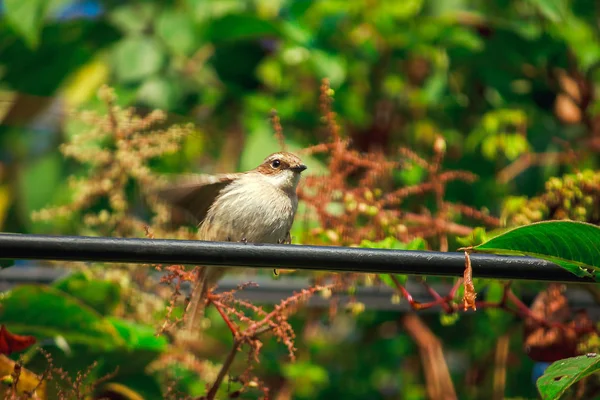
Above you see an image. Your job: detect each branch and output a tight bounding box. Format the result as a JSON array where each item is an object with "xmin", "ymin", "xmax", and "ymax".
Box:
[
  {"xmin": 497, "ymin": 151, "xmax": 578, "ymax": 184},
  {"xmin": 204, "ymin": 340, "xmax": 241, "ymax": 400},
  {"xmin": 402, "ymin": 314, "xmax": 458, "ymax": 400}
]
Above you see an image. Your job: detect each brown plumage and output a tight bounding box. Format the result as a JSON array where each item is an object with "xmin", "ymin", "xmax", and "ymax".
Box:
[{"xmin": 156, "ymin": 152, "xmax": 307, "ymax": 333}]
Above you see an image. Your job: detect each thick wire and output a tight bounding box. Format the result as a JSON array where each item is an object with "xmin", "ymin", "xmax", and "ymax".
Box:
[{"xmin": 0, "ymin": 233, "xmax": 593, "ymax": 283}]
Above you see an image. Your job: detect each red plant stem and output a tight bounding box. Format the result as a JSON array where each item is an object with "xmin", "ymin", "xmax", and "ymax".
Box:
[
  {"xmin": 390, "ymin": 275, "xmax": 454, "ymax": 311},
  {"xmin": 448, "ymin": 279, "xmax": 463, "ymax": 299},
  {"xmin": 419, "ymin": 279, "xmax": 454, "ymax": 313},
  {"xmin": 211, "ymin": 300, "xmax": 239, "ymax": 336},
  {"xmin": 390, "ymin": 276, "xmax": 596, "ymax": 336},
  {"xmin": 245, "ymin": 285, "xmax": 331, "ymax": 335}
]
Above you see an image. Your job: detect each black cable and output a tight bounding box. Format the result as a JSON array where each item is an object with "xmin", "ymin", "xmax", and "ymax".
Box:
[{"xmin": 0, "ymin": 233, "xmax": 593, "ymax": 283}]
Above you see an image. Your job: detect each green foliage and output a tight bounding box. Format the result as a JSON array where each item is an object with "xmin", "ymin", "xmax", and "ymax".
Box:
[
  {"xmin": 106, "ymin": 318, "xmax": 167, "ymax": 352},
  {"xmin": 473, "ymin": 220, "xmax": 600, "ymax": 279},
  {"xmin": 502, "ymin": 170, "xmax": 600, "ymax": 226},
  {"xmin": 2, "ymin": 0, "xmax": 600, "ymax": 398},
  {"xmin": 282, "ymin": 362, "xmax": 329, "ymax": 398},
  {"xmin": 467, "ymin": 109, "xmax": 530, "ymax": 161},
  {"xmin": 2, "ymin": 0, "xmax": 69, "ymax": 48},
  {"xmin": 360, "ymin": 237, "xmax": 426, "ymax": 288},
  {"xmin": 359, "ymin": 237, "xmax": 427, "ymax": 251},
  {"xmin": 537, "ymin": 354, "xmax": 600, "ymax": 400},
  {"xmin": 112, "ymin": 37, "xmax": 166, "ymax": 83},
  {"xmin": 53, "ymin": 271, "xmax": 122, "ymax": 315},
  {"xmin": 18, "ymin": 153, "xmax": 63, "ymax": 230},
  {"xmin": 0, "ymin": 285, "xmax": 125, "ymax": 349},
  {"xmin": 456, "ymin": 227, "xmax": 491, "ymax": 248}
]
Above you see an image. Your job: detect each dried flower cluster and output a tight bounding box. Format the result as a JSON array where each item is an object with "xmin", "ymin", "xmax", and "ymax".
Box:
[
  {"xmin": 298, "ymin": 79, "xmax": 500, "ymax": 251},
  {"xmin": 2, "ymin": 349, "xmax": 116, "ymax": 400},
  {"xmin": 202, "ymin": 283, "xmax": 336, "ymax": 399},
  {"xmin": 31, "ymin": 85, "xmax": 194, "ymax": 239}
]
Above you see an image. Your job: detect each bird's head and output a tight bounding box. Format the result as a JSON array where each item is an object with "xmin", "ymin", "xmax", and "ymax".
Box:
[{"xmin": 254, "ymin": 152, "xmax": 307, "ymax": 191}]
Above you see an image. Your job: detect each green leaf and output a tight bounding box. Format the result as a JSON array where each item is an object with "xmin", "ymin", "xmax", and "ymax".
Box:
[
  {"xmin": 107, "ymin": 318, "xmax": 167, "ymax": 352},
  {"xmin": 112, "ymin": 37, "xmax": 166, "ymax": 83},
  {"xmin": 537, "ymin": 354, "xmax": 600, "ymax": 400},
  {"xmin": 553, "ymin": 14, "xmax": 600, "ymax": 71},
  {"xmin": 421, "ymin": 70, "xmax": 447, "ymax": 105},
  {"xmin": 137, "ymin": 76, "xmax": 182, "ymax": 110},
  {"xmin": 3, "ymin": 0, "xmax": 49, "ymax": 48},
  {"xmin": 108, "ymin": 3, "xmax": 158, "ymax": 35},
  {"xmin": 205, "ymin": 14, "xmax": 281, "ymax": 42},
  {"xmin": 472, "ymin": 221, "xmax": 600, "ymax": 279},
  {"xmin": 397, "ymin": 163, "xmax": 427, "ymax": 186},
  {"xmin": 280, "ymin": 21, "xmax": 314, "ymax": 45},
  {"xmin": 456, "ymin": 227, "xmax": 490, "ymax": 248},
  {"xmin": 0, "ymin": 285, "xmax": 124, "ymax": 349},
  {"xmin": 53, "ymin": 271, "xmax": 122, "ymax": 315},
  {"xmin": 283, "ymin": 362, "xmax": 329, "ymax": 397},
  {"xmin": 155, "ymin": 10, "xmax": 198, "ymax": 56},
  {"xmin": 526, "ymin": 0, "xmax": 567, "ymax": 22},
  {"xmin": 310, "ymin": 50, "xmax": 347, "ymax": 88}
]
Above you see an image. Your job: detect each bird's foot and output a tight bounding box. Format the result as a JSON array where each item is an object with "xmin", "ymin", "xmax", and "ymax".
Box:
[{"xmin": 278, "ymin": 232, "xmax": 292, "ymax": 244}]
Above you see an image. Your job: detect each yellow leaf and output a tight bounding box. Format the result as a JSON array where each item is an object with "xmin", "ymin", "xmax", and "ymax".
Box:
[
  {"xmin": 0, "ymin": 355, "xmax": 46, "ymax": 399},
  {"xmin": 62, "ymin": 58, "xmax": 110, "ymax": 108},
  {"xmin": 0, "ymin": 185, "xmax": 11, "ymax": 229}
]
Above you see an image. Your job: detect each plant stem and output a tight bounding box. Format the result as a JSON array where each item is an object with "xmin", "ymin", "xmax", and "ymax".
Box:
[{"xmin": 204, "ymin": 340, "xmax": 241, "ymax": 400}]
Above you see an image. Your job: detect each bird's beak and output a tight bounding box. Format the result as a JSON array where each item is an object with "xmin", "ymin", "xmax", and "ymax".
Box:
[{"xmin": 291, "ymin": 164, "xmax": 307, "ymax": 172}]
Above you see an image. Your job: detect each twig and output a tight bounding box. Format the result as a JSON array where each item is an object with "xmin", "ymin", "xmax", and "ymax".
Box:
[
  {"xmin": 270, "ymin": 109, "xmax": 287, "ymax": 151},
  {"xmin": 497, "ymin": 151, "xmax": 579, "ymax": 184},
  {"xmin": 204, "ymin": 340, "xmax": 242, "ymax": 400},
  {"xmin": 402, "ymin": 314, "xmax": 458, "ymax": 400},
  {"xmin": 492, "ymin": 335, "xmax": 510, "ymax": 400}
]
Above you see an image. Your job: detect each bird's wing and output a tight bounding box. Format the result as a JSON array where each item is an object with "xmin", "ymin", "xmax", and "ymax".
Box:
[{"xmin": 154, "ymin": 173, "xmax": 239, "ymax": 224}]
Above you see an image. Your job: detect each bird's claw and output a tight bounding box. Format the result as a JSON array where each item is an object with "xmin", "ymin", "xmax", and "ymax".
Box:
[{"xmin": 278, "ymin": 232, "xmax": 292, "ymax": 244}]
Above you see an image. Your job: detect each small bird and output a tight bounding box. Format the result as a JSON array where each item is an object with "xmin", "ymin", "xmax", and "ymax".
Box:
[{"xmin": 156, "ymin": 152, "xmax": 307, "ymax": 333}]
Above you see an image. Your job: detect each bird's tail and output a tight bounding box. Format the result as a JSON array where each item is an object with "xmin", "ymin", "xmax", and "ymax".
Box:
[{"xmin": 185, "ymin": 266, "xmax": 210, "ymax": 333}]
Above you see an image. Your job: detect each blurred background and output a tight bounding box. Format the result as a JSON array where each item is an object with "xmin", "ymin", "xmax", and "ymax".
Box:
[{"xmin": 1, "ymin": 0, "xmax": 600, "ymax": 399}]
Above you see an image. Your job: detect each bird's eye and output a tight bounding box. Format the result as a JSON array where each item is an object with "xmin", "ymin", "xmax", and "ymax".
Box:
[{"xmin": 271, "ymin": 159, "xmax": 281, "ymax": 168}]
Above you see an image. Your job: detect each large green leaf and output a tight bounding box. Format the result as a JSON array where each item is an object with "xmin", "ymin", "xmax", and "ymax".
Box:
[
  {"xmin": 472, "ymin": 221, "xmax": 600, "ymax": 279},
  {"xmin": 0, "ymin": 285, "xmax": 124, "ymax": 349},
  {"xmin": 537, "ymin": 355, "xmax": 600, "ymax": 400},
  {"xmin": 53, "ymin": 271, "xmax": 122, "ymax": 315},
  {"xmin": 107, "ymin": 318, "xmax": 167, "ymax": 352}
]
